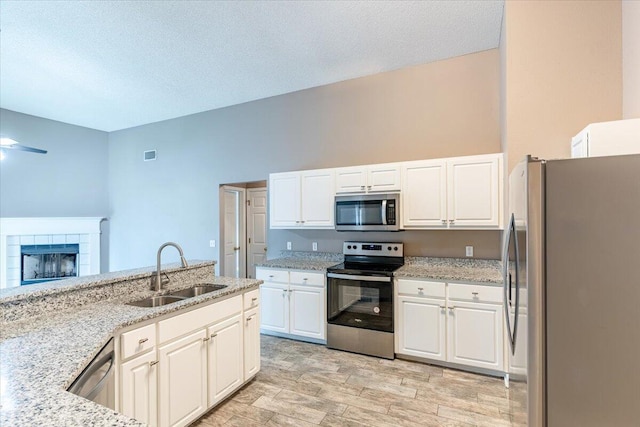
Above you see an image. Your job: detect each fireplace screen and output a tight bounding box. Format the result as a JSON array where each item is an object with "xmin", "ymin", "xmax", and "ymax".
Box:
[{"xmin": 21, "ymin": 244, "xmax": 79, "ymax": 285}]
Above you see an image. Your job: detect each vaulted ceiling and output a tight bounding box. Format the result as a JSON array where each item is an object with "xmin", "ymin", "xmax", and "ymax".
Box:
[{"xmin": 0, "ymin": 1, "xmax": 504, "ymax": 131}]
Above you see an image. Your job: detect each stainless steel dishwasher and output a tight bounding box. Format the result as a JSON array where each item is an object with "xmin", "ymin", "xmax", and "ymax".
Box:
[{"xmin": 67, "ymin": 338, "xmax": 115, "ymax": 410}]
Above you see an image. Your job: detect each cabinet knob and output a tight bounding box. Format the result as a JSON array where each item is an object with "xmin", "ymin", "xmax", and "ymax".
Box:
[
  {"xmin": 138, "ymin": 338, "xmax": 149, "ymax": 344},
  {"xmin": 149, "ymin": 360, "xmax": 159, "ymax": 367}
]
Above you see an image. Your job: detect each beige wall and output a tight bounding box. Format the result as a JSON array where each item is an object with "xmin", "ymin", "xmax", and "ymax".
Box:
[
  {"xmin": 503, "ymin": 0, "xmax": 622, "ymax": 171},
  {"xmin": 623, "ymin": 0, "xmax": 640, "ymax": 119}
]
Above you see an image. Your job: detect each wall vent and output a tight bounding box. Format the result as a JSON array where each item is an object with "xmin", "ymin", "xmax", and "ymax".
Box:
[{"xmin": 143, "ymin": 150, "xmax": 157, "ymax": 161}]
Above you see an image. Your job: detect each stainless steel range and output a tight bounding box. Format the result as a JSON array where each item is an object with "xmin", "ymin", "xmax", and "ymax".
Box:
[{"xmin": 326, "ymin": 241, "xmax": 404, "ymax": 359}]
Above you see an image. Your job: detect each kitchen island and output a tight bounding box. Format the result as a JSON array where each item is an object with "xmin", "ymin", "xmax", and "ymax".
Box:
[{"xmin": 0, "ymin": 261, "xmax": 262, "ymax": 426}]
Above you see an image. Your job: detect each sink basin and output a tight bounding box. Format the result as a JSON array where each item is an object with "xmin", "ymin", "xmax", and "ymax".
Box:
[
  {"xmin": 168, "ymin": 284, "xmax": 227, "ymax": 298},
  {"xmin": 127, "ymin": 295, "xmax": 186, "ymax": 308}
]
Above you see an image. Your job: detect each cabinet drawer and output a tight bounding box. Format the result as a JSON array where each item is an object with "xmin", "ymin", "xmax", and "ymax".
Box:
[
  {"xmin": 244, "ymin": 288, "xmax": 260, "ymax": 310},
  {"xmin": 447, "ymin": 283, "xmax": 503, "ymax": 304},
  {"xmin": 396, "ymin": 279, "xmax": 445, "ymax": 299},
  {"xmin": 256, "ymin": 268, "xmax": 289, "ymax": 284},
  {"xmin": 159, "ymin": 295, "xmax": 242, "ymax": 343},
  {"xmin": 289, "ymin": 271, "xmax": 324, "ymax": 287},
  {"xmin": 121, "ymin": 324, "xmax": 156, "ymax": 360}
]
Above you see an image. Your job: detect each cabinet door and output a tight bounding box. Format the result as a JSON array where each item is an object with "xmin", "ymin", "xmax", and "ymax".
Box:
[
  {"xmin": 367, "ymin": 163, "xmax": 401, "ymax": 192},
  {"xmin": 290, "ymin": 285, "xmax": 325, "ymax": 340},
  {"xmin": 259, "ymin": 282, "xmax": 289, "ymax": 333},
  {"xmin": 269, "ymin": 172, "xmax": 301, "ymax": 228},
  {"xmin": 244, "ymin": 307, "xmax": 260, "ymax": 379},
  {"xmin": 396, "ymin": 296, "xmax": 446, "ymax": 361},
  {"xmin": 401, "ymin": 160, "xmax": 447, "ymax": 227},
  {"xmin": 121, "ymin": 350, "xmax": 158, "ymax": 427},
  {"xmin": 158, "ymin": 330, "xmax": 207, "ymax": 427},
  {"xmin": 335, "ymin": 166, "xmax": 367, "ymax": 193},
  {"xmin": 447, "ymin": 301, "xmax": 504, "ymax": 370},
  {"xmin": 301, "ymin": 169, "xmax": 335, "ymax": 228},
  {"xmin": 208, "ymin": 314, "xmax": 243, "ymax": 406},
  {"xmin": 447, "ymin": 155, "xmax": 501, "ymax": 227}
]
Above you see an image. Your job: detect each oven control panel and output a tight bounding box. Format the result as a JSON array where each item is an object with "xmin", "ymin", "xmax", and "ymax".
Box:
[{"xmin": 343, "ymin": 241, "xmax": 404, "ymax": 257}]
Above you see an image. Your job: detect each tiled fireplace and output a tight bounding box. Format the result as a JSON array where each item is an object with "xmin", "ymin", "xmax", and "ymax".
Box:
[{"xmin": 0, "ymin": 217, "xmax": 105, "ymax": 289}]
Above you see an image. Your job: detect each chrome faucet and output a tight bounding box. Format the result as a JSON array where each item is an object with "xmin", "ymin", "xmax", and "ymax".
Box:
[{"xmin": 151, "ymin": 242, "xmax": 189, "ymax": 291}]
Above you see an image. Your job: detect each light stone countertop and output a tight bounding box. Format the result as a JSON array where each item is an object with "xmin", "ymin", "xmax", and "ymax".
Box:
[
  {"xmin": 257, "ymin": 250, "xmax": 343, "ymax": 271},
  {"xmin": 0, "ymin": 261, "xmax": 261, "ymax": 427},
  {"xmin": 396, "ymin": 257, "xmax": 504, "ymax": 285}
]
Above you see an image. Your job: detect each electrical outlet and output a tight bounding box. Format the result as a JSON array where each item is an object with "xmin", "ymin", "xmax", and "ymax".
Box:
[
  {"xmin": 209, "ymin": 240, "xmax": 216, "ymax": 248},
  {"xmin": 465, "ymin": 246, "xmax": 474, "ymax": 257},
  {"xmin": 287, "ymin": 241, "xmax": 292, "ymax": 250},
  {"xmin": 312, "ymin": 242, "xmax": 318, "ymax": 251}
]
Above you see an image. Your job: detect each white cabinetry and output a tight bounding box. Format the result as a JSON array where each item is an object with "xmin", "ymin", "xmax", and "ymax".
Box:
[
  {"xmin": 121, "ymin": 350, "xmax": 158, "ymax": 426},
  {"xmin": 401, "ymin": 154, "xmax": 503, "ymax": 229},
  {"xmin": 395, "ymin": 278, "xmax": 504, "ymax": 373},
  {"xmin": 269, "ymin": 169, "xmax": 334, "ymax": 229},
  {"xmin": 158, "ymin": 329, "xmax": 208, "ymax": 427},
  {"xmin": 257, "ymin": 267, "xmax": 326, "ymax": 342},
  {"xmin": 335, "ymin": 163, "xmax": 401, "ymax": 194},
  {"xmin": 571, "ymin": 118, "xmax": 640, "ymax": 158},
  {"xmin": 118, "ymin": 289, "xmax": 260, "ymax": 427}
]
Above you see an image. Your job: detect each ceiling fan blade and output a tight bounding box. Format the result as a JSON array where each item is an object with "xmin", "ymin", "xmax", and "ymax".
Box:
[{"xmin": 8, "ymin": 144, "xmax": 48, "ymax": 154}]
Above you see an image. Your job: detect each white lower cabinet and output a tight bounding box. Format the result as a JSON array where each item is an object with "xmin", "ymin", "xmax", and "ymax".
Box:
[
  {"xmin": 396, "ymin": 278, "xmax": 504, "ymax": 373},
  {"xmin": 447, "ymin": 301, "xmax": 503, "ymax": 370},
  {"xmin": 158, "ymin": 329, "xmax": 208, "ymax": 427},
  {"xmin": 244, "ymin": 307, "xmax": 260, "ymax": 379},
  {"xmin": 120, "ymin": 350, "xmax": 158, "ymax": 426},
  {"xmin": 396, "ymin": 296, "xmax": 446, "ymax": 361},
  {"xmin": 257, "ymin": 267, "xmax": 326, "ymax": 342},
  {"xmin": 118, "ymin": 289, "xmax": 260, "ymax": 427}
]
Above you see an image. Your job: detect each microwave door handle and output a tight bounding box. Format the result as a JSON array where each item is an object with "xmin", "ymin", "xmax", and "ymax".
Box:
[{"xmin": 381, "ymin": 200, "xmax": 387, "ymax": 225}]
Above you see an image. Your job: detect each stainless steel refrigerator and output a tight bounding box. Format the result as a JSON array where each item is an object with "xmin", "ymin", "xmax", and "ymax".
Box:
[{"xmin": 503, "ymin": 154, "xmax": 640, "ymax": 427}]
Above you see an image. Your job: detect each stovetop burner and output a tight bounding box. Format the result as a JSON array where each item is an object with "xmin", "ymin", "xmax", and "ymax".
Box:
[{"xmin": 327, "ymin": 241, "xmax": 404, "ymax": 277}]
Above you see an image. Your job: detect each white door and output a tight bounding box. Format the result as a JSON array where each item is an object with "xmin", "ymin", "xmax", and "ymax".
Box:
[
  {"xmin": 396, "ymin": 296, "xmax": 446, "ymax": 361},
  {"xmin": 158, "ymin": 329, "xmax": 208, "ymax": 427},
  {"xmin": 401, "ymin": 160, "xmax": 447, "ymax": 228},
  {"xmin": 222, "ymin": 186, "xmax": 246, "ymax": 278},
  {"xmin": 120, "ymin": 351, "xmax": 158, "ymax": 427},
  {"xmin": 207, "ymin": 314, "xmax": 243, "ymax": 406},
  {"xmin": 289, "ymin": 285, "xmax": 325, "ymax": 340},
  {"xmin": 301, "ymin": 169, "xmax": 335, "ymax": 228},
  {"xmin": 447, "ymin": 301, "xmax": 504, "ymax": 370},
  {"xmin": 367, "ymin": 163, "xmax": 401, "ymax": 192},
  {"xmin": 269, "ymin": 172, "xmax": 301, "ymax": 227},
  {"xmin": 447, "ymin": 155, "xmax": 501, "ymax": 227},
  {"xmin": 259, "ymin": 282, "xmax": 289, "ymax": 333},
  {"xmin": 335, "ymin": 166, "xmax": 367, "ymax": 193},
  {"xmin": 244, "ymin": 307, "xmax": 260, "ymax": 379},
  {"xmin": 247, "ymin": 188, "xmax": 267, "ymax": 278}
]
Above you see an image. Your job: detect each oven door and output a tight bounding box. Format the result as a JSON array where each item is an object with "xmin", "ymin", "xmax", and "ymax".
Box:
[{"xmin": 327, "ymin": 273, "xmax": 393, "ymax": 333}]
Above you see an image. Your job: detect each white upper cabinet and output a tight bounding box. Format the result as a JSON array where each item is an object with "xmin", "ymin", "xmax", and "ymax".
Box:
[
  {"xmin": 401, "ymin": 153, "xmax": 503, "ymax": 229},
  {"xmin": 402, "ymin": 159, "xmax": 447, "ymax": 227},
  {"xmin": 335, "ymin": 163, "xmax": 401, "ymax": 194},
  {"xmin": 269, "ymin": 169, "xmax": 335, "ymax": 229},
  {"xmin": 447, "ymin": 155, "xmax": 501, "ymax": 228}
]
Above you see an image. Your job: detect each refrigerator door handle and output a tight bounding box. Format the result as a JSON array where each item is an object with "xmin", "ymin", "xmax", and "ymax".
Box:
[{"xmin": 503, "ymin": 213, "xmax": 520, "ymax": 355}]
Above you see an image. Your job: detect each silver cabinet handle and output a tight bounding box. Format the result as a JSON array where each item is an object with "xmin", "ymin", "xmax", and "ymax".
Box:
[
  {"xmin": 149, "ymin": 360, "xmax": 159, "ymax": 367},
  {"xmin": 300, "ymin": 220, "xmax": 305, "ymax": 223},
  {"xmin": 472, "ymin": 292, "xmax": 479, "ymax": 296},
  {"xmin": 282, "ymin": 290, "xmax": 287, "ymax": 296},
  {"xmin": 269, "ymin": 275, "xmax": 274, "ymax": 278},
  {"xmin": 138, "ymin": 338, "xmax": 149, "ymax": 344},
  {"xmin": 449, "ymin": 219, "xmax": 455, "ymax": 223},
  {"xmin": 367, "ymin": 185, "xmax": 372, "ymax": 189},
  {"xmin": 210, "ymin": 333, "xmax": 217, "ymax": 339},
  {"xmin": 360, "ymin": 185, "xmax": 365, "ymax": 190},
  {"xmin": 203, "ymin": 337, "xmax": 210, "ymax": 342},
  {"xmin": 442, "ymin": 219, "xmax": 447, "ymax": 224},
  {"xmin": 302, "ymin": 278, "xmax": 308, "ymax": 281},
  {"xmin": 448, "ymin": 306, "xmax": 456, "ymax": 311},
  {"xmin": 439, "ymin": 305, "xmax": 446, "ymax": 309},
  {"xmin": 247, "ymin": 316, "xmax": 254, "ymax": 322},
  {"xmin": 251, "ymin": 297, "xmax": 258, "ymax": 302},
  {"xmin": 417, "ymin": 287, "xmax": 424, "ymax": 291}
]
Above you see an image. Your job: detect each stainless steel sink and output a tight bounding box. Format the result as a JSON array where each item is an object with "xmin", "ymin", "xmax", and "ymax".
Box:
[
  {"xmin": 127, "ymin": 295, "xmax": 186, "ymax": 308},
  {"xmin": 168, "ymin": 284, "xmax": 227, "ymax": 298}
]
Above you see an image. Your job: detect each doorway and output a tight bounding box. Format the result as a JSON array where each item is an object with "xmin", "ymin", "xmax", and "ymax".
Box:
[{"xmin": 219, "ymin": 181, "xmax": 267, "ymax": 278}]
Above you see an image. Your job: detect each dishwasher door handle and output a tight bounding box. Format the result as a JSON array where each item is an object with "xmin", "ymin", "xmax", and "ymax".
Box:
[{"xmin": 84, "ymin": 356, "xmax": 115, "ymax": 402}]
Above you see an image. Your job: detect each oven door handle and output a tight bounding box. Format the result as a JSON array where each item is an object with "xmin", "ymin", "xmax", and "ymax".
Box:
[{"xmin": 327, "ymin": 273, "xmax": 392, "ymax": 282}]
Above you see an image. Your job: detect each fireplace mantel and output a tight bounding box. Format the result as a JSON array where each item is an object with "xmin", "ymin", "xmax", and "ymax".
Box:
[{"xmin": 0, "ymin": 217, "xmax": 105, "ymax": 288}]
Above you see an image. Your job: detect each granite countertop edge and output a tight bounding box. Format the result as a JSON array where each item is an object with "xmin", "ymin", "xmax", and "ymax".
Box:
[{"xmin": 0, "ymin": 273, "xmax": 260, "ymax": 427}]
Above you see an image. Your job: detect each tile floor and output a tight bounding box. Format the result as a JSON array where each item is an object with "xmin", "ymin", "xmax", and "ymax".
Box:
[{"xmin": 193, "ymin": 335, "xmax": 526, "ymax": 427}]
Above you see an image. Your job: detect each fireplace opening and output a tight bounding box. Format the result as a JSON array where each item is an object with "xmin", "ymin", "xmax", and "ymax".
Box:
[{"xmin": 21, "ymin": 244, "xmax": 80, "ymax": 285}]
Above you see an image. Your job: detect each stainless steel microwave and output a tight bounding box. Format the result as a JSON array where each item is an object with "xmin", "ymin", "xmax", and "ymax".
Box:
[{"xmin": 335, "ymin": 193, "xmax": 400, "ymax": 231}]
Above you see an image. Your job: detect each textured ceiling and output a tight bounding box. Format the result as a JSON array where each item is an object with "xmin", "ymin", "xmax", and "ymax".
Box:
[{"xmin": 0, "ymin": 1, "xmax": 504, "ymax": 132}]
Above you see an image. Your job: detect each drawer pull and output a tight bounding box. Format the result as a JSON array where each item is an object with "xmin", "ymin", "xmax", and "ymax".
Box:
[
  {"xmin": 203, "ymin": 337, "xmax": 210, "ymax": 342},
  {"xmin": 448, "ymin": 306, "xmax": 456, "ymax": 311},
  {"xmin": 417, "ymin": 287, "xmax": 424, "ymax": 291},
  {"xmin": 439, "ymin": 305, "xmax": 445, "ymax": 309},
  {"xmin": 472, "ymin": 292, "xmax": 479, "ymax": 296},
  {"xmin": 269, "ymin": 275, "xmax": 274, "ymax": 278},
  {"xmin": 149, "ymin": 360, "xmax": 159, "ymax": 367},
  {"xmin": 247, "ymin": 316, "xmax": 254, "ymax": 322},
  {"xmin": 303, "ymin": 278, "xmax": 308, "ymax": 281},
  {"xmin": 210, "ymin": 333, "xmax": 217, "ymax": 339},
  {"xmin": 138, "ymin": 338, "xmax": 149, "ymax": 344},
  {"xmin": 251, "ymin": 297, "xmax": 258, "ymax": 302}
]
